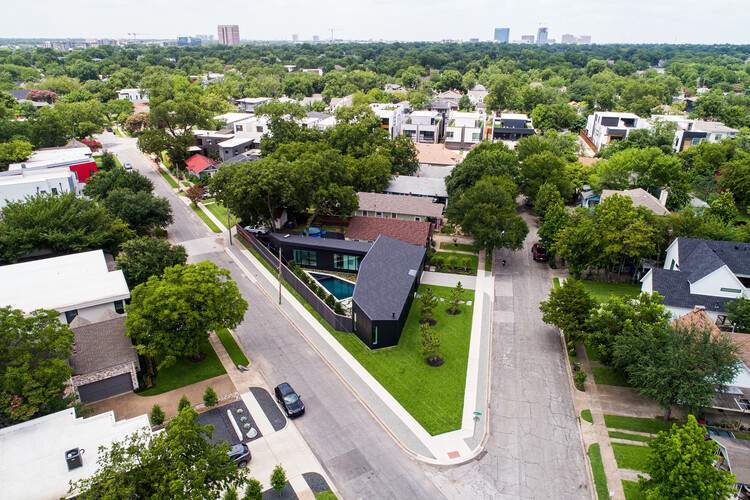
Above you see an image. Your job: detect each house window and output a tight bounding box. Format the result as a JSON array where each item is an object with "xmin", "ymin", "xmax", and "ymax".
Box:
[
  {"xmin": 720, "ymin": 287, "xmax": 742, "ymax": 294},
  {"xmin": 415, "ymin": 217, "xmax": 421, "ymax": 222},
  {"xmin": 114, "ymin": 300, "xmax": 125, "ymax": 314},
  {"xmin": 334, "ymin": 254, "xmax": 359, "ymax": 271},
  {"xmin": 236, "ymin": 125, "xmax": 243, "ymax": 131},
  {"xmin": 669, "ymin": 259, "xmax": 676, "ymax": 270},
  {"xmin": 373, "ymin": 326, "xmax": 379, "ymax": 346},
  {"xmin": 64, "ymin": 309, "xmax": 78, "ymax": 324},
  {"xmin": 376, "ymin": 212, "xmax": 382, "ymax": 217},
  {"xmin": 51, "ymin": 188, "xmax": 58, "ymax": 195},
  {"xmin": 471, "ymin": 132, "xmax": 481, "ymax": 141},
  {"xmin": 292, "ymin": 249, "xmax": 317, "ymax": 266},
  {"xmin": 391, "ymin": 213, "xmax": 397, "ymax": 218}
]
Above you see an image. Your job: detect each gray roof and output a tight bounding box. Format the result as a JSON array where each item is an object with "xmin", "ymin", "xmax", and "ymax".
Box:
[
  {"xmin": 269, "ymin": 233, "xmax": 372, "ymax": 254},
  {"xmin": 385, "ymin": 176, "xmax": 448, "ymax": 198},
  {"xmin": 220, "ymin": 152, "xmax": 261, "ymax": 166},
  {"xmin": 9, "ymin": 89, "xmax": 31, "ymax": 100},
  {"xmin": 353, "ymin": 236, "xmax": 425, "ymax": 321},
  {"xmin": 357, "ymin": 192, "xmax": 444, "ymax": 218},
  {"xmin": 713, "ymin": 436, "xmax": 750, "ymax": 484},
  {"xmin": 651, "ymin": 268, "xmax": 736, "ymax": 313},
  {"xmin": 678, "ymin": 238, "xmax": 750, "ymax": 277},
  {"xmin": 69, "ymin": 317, "xmax": 138, "ymax": 375}
]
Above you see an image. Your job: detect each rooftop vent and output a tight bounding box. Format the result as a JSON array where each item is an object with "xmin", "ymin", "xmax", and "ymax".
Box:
[{"xmin": 65, "ymin": 448, "xmax": 84, "ymax": 471}]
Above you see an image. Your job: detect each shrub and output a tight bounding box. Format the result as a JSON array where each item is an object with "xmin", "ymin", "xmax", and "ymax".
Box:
[
  {"xmin": 149, "ymin": 404, "xmax": 165, "ymax": 425},
  {"xmin": 324, "ymin": 294, "xmax": 336, "ymax": 309},
  {"xmin": 574, "ymin": 370, "xmax": 587, "ymax": 391},
  {"xmin": 243, "ymin": 478, "xmax": 262, "ymax": 500},
  {"xmin": 203, "ymin": 386, "xmax": 219, "ymax": 407},
  {"xmin": 270, "ymin": 465, "xmax": 287, "ymax": 492},
  {"xmin": 177, "ymin": 395, "xmax": 191, "ymax": 412},
  {"xmin": 223, "ymin": 487, "xmax": 238, "ymax": 500},
  {"xmin": 100, "ymin": 151, "xmax": 117, "ymax": 170},
  {"xmin": 334, "ymin": 301, "xmax": 345, "ymax": 314}
]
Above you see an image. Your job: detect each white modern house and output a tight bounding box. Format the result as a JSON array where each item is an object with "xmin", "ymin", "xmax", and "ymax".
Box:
[
  {"xmin": 116, "ymin": 88, "xmax": 148, "ymax": 103},
  {"xmin": 0, "ymin": 250, "xmax": 130, "ymax": 325},
  {"xmin": 233, "ymin": 115, "xmax": 269, "ymax": 136},
  {"xmin": 444, "ymin": 110, "xmax": 486, "ymax": 149},
  {"xmin": 584, "ymin": 111, "xmax": 650, "ymax": 151},
  {"xmin": 0, "ymin": 408, "xmax": 150, "ymax": 500},
  {"xmin": 0, "ymin": 167, "xmax": 80, "ymax": 209},
  {"xmin": 651, "ymin": 115, "xmax": 739, "ymax": 152},
  {"xmin": 401, "ymin": 110, "xmax": 443, "ymax": 143},
  {"xmin": 370, "ymin": 102, "xmax": 408, "ymax": 138},
  {"xmin": 492, "ymin": 112, "xmax": 535, "ymax": 143},
  {"xmin": 641, "ymin": 237, "xmax": 750, "ymax": 320},
  {"xmin": 235, "ymin": 97, "xmax": 272, "ymax": 113}
]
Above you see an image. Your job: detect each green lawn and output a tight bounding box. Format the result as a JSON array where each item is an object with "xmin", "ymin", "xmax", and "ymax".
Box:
[
  {"xmin": 622, "ymin": 480, "xmax": 646, "ymax": 500},
  {"xmin": 136, "ymin": 338, "xmax": 226, "ymax": 396},
  {"xmin": 604, "ymin": 414, "xmax": 673, "ymax": 434},
  {"xmin": 204, "ymin": 201, "xmax": 237, "ymax": 228},
  {"xmin": 484, "ymin": 252, "xmax": 492, "ymax": 272},
  {"xmin": 580, "ymin": 280, "xmax": 642, "ymax": 303},
  {"xmin": 591, "ymin": 366, "xmax": 631, "ymax": 387},
  {"xmin": 441, "ymin": 242, "xmax": 476, "ymax": 253},
  {"xmin": 216, "ymin": 328, "xmax": 249, "ymax": 367},
  {"xmin": 584, "ymin": 342, "xmax": 602, "ymax": 362},
  {"xmin": 314, "ymin": 491, "xmax": 337, "ymax": 500},
  {"xmin": 608, "ymin": 431, "xmax": 653, "ymax": 443},
  {"xmin": 94, "ymin": 155, "xmax": 123, "ymax": 169},
  {"xmin": 333, "ymin": 284, "xmax": 474, "ymax": 435},
  {"xmin": 553, "ymin": 277, "xmax": 561, "ymax": 289},
  {"xmin": 191, "ymin": 204, "xmax": 221, "ymax": 233},
  {"xmin": 428, "ymin": 252, "xmax": 479, "ymax": 275},
  {"xmin": 581, "ymin": 409, "xmax": 593, "ymax": 423},
  {"xmin": 588, "ymin": 444, "xmax": 609, "ymax": 500},
  {"xmin": 611, "ymin": 443, "xmax": 651, "ymax": 472},
  {"xmin": 159, "ymin": 168, "xmax": 178, "ymax": 188}
]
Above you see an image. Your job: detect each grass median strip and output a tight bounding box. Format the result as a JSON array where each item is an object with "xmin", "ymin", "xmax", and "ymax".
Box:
[
  {"xmin": 191, "ymin": 204, "xmax": 221, "ymax": 233},
  {"xmin": 608, "ymin": 431, "xmax": 653, "ymax": 443},
  {"xmin": 159, "ymin": 168, "xmax": 178, "ymax": 188},
  {"xmin": 611, "ymin": 443, "xmax": 651, "ymax": 472},
  {"xmin": 587, "ymin": 443, "xmax": 609, "ymax": 500},
  {"xmin": 216, "ymin": 328, "xmax": 249, "ymax": 366}
]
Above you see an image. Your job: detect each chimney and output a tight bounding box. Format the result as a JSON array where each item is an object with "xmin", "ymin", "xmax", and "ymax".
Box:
[{"xmin": 658, "ymin": 189, "xmax": 669, "ymax": 207}]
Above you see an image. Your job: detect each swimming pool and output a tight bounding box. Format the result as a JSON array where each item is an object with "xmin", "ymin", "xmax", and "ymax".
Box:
[{"xmin": 309, "ymin": 273, "xmax": 355, "ymax": 300}]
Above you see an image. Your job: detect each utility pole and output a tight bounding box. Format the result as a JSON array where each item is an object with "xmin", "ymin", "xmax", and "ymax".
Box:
[
  {"xmin": 227, "ymin": 208, "xmax": 232, "ymax": 245},
  {"xmin": 278, "ymin": 247, "xmax": 283, "ymax": 305}
]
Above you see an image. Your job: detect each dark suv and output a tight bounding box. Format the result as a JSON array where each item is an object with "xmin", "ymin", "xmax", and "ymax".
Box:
[
  {"xmin": 274, "ymin": 382, "xmax": 305, "ymax": 418},
  {"xmin": 532, "ymin": 243, "xmax": 549, "ymax": 262},
  {"xmin": 227, "ymin": 443, "xmax": 251, "ymax": 468}
]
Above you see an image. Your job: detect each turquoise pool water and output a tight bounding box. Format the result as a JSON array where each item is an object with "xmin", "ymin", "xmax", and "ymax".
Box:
[{"xmin": 309, "ymin": 273, "xmax": 355, "ymax": 300}]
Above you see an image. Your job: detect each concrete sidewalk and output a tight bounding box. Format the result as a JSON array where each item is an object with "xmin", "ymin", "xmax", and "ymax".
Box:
[{"xmin": 223, "ymin": 237, "xmax": 494, "ymax": 465}]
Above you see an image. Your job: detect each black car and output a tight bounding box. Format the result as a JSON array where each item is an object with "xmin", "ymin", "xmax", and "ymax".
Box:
[
  {"xmin": 274, "ymin": 382, "xmax": 305, "ymax": 418},
  {"xmin": 227, "ymin": 443, "xmax": 251, "ymax": 467}
]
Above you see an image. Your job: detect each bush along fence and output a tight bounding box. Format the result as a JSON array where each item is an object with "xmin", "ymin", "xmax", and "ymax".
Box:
[{"xmin": 236, "ymin": 227, "xmax": 354, "ymax": 333}]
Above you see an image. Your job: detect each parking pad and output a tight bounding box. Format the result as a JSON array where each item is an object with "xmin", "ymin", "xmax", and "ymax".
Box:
[
  {"xmin": 261, "ymin": 483, "xmax": 298, "ymax": 500},
  {"xmin": 196, "ymin": 400, "xmax": 262, "ymax": 445},
  {"xmin": 250, "ymin": 386, "xmax": 287, "ymax": 431}
]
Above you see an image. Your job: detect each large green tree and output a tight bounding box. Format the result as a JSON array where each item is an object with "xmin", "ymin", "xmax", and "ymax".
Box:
[
  {"xmin": 719, "ymin": 151, "xmax": 750, "ymax": 211},
  {"xmin": 539, "ymin": 279, "xmax": 596, "ymax": 346},
  {"xmin": 530, "ymin": 103, "xmax": 582, "ymax": 131},
  {"xmin": 116, "ymin": 237, "xmax": 187, "ymax": 288},
  {"xmin": 103, "ymin": 188, "xmax": 173, "ymax": 235},
  {"xmin": 84, "ymin": 167, "xmax": 154, "ymax": 199},
  {"xmin": 520, "ymin": 151, "xmax": 574, "ymax": 202},
  {"xmin": 71, "ymin": 407, "xmax": 247, "ymax": 499},
  {"xmin": 0, "ymin": 308, "xmax": 74, "ymax": 427},
  {"xmin": 445, "ymin": 142, "xmax": 519, "ymax": 198}
]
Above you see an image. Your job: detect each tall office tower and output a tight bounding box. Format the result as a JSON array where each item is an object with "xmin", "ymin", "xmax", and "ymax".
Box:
[
  {"xmin": 561, "ymin": 34, "xmax": 576, "ymax": 44},
  {"xmin": 292, "ymin": 34, "xmax": 299, "ymax": 42},
  {"xmin": 578, "ymin": 35, "xmax": 592, "ymax": 45},
  {"xmin": 521, "ymin": 35, "xmax": 535, "ymax": 44},
  {"xmin": 536, "ymin": 27, "xmax": 548, "ymax": 44},
  {"xmin": 217, "ymin": 25, "xmax": 240, "ymax": 46},
  {"xmin": 493, "ymin": 27, "xmax": 510, "ymax": 43}
]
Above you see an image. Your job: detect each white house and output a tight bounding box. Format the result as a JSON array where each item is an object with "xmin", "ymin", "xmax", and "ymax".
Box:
[
  {"xmin": 585, "ymin": 111, "xmax": 650, "ymax": 151},
  {"xmin": 401, "ymin": 110, "xmax": 443, "ymax": 144},
  {"xmin": 116, "ymin": 88, "xmax": 148, "ymax": 103},
  {"xmin": 0, "ymin": 408, "xmax": 150, "ymax": 500},
  {"xmin": 492, "ymin": 112, "xmax": 535, "ymax": 143},
  {"xmin": 641, "ymin": 237, "xmax": 750, "ymax": 320},
  {"xmin": 444, "ymin": 110, "xmax": 486, "ymax": 149},
  {"xmin": 235, "ymin": 97, "xmax": 272, "ymax": 113},
  {"xmin": 0, "ymin": 250, "xmax": 130, "ymax": 325},
  {"xmin": 370, "ymin": 102, "xmax": 408, "ymax": 138},
  {"xmin": 213, "ymin": 112, "xmax": 254, "ymax": 127},
  {"xmin": 650, "ymin": 115, "xmax": 739, "ymax": 152},
  {"xmin": 233, "ymin": 115, "xmax": 269, "ymax": 136},
  {"xmin": 467, "ymin": 84, "xmax": 489, "ymax": 106},
  {"xmin": 0, "ymin": 167, "xmax": 80, "ymax": 209}
]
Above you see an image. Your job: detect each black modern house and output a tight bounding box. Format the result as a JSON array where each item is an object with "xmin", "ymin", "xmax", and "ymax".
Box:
[
  {"xmin": 268, "ymin": 233, "xmax": 372, "ymax": 272},
  {"xmin": 492, "ymin": 113, "xmax": 536, "ymax": 142},
  {"xmin": 351, "ymin": 236, "xmax": 426, "ymax": 349}
]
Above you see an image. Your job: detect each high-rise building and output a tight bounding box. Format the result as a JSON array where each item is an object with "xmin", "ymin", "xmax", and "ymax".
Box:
[
  {"xmin": 493, "ymin": 27, "xmax": 510, "ymax": 43},
  {"xmin": 578, "ymin": 35, "xmax": 592, "ymax": 45},
  {"xmin": 217, "ymin": 25, "xmax": 240, "ymax": 46},
  {"xmin": 536, "ymin": 27, "xmax": 548, "ymax": 45},
  {"xmin": 312, "ymin": 35, "xmax": 320, "ymax": 42},
  {"xmin": 292, "ymin": 33, "xmax": 299, "ymax": 42},
  {"xmin": 521, "ymin": 35, "xmax": 535, "ymax": 44},
  {"xmin": 561, "ymin": 34, "xmax": 592, "ymax": 45},
  {"xmin": 561, "ymin": 34, "xmax": 576, "ymax": 44}
]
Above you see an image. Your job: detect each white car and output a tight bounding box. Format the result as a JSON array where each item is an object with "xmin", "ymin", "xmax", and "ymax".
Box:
[
  {"xmin": 123, "ymin": 162, "xmax": 133, "ymax": 171},
  {"xmin": 243, "ymin": 225, "xmax": 269, "ymax": 235}
]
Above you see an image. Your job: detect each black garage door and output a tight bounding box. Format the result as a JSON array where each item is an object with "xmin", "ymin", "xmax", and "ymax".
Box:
[{"xmin": 77, "ymin": 373, "xmax": 133, "ymax": 403}]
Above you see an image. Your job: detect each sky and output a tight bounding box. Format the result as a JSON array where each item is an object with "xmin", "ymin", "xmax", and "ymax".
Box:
[{"xmin": 2, "ymin": 0, "xmax": 750, "ymax": 44}]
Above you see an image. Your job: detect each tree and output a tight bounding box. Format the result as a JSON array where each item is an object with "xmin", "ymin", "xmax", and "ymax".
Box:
[
  {"xmin": 84, "ymin": 168, "xmax": 153, "ymax": 199},
  {"xmin": 223, "ymin": 488, "xmax": 239, "ymax": 500},
  {"xmin": 419, "ymin": 322, "xmax": 442, "ymax": 365},
  {"xmin": 539, "ymin": 279, "xmax": 595, "ymax": 346},
  {"xmin": 384, "ymin": 135, "xmax": 419, "ymax": 175},
  {"xmin": 726, "ymin": 298, "xmax": 750, "ymax": 332},
  {"xmin": 642, "ymin": 415, "xmax": 737, "ymax": 500},
  {"xmin": 530, "ymin": 103, "xmax": 582, "ymax": 131},
  {"xmin": 124, "ymin": 112, "xmax": 149, "ymax": 135},
  {"xmin": 458, "ymin": 94, "xmax": 473, "ymax": 111},
  {"xmin": 178, "ymin": 395, "xmax": 191, "ymax": 412},
  {"xmin": 516, "ymin": 130, "xmax": 578, "ymax": 162},
  {"xmin": 150, "ymin": 404, "xmax": 165, "ymax": 426},
  {"xmin": 99, "ymin": 151, "xmax": 117, "ymax": 170},
  {"xmin": 186, "ymin": 184, "xmax": 206, "ymax": 206},
  {"xmin": 710, "ymin": 191, "xmax": 739, "ymax": 223},
  {"xmin": 420, "ymin": 287, "xmax": 438, "ymax": 325},
  {"xmin": 0, "ymin": 139, "xmax": 33, "ymax": 170},
  {"xmin": 447, "ymin": 281, "xmax": 465, "ymax": 315},
  {"xmin": 116, "ymin": 237, "xmax": 187, "ymax": 288},
  {"xmin": 533, "ymin": 182, "xmax": 564, "ymax": 218},
  {"xmin": 0, "ymin": 193, "xmax": 132, "ymax": 264},
  {"xmin": 126, "ymin": 262, "xmax": 248, "ymax": 373},
  {"xmin": 70, "ymin": 407, "xmax": 247, "ymax": 498},
  {"xmin": 103, "ymin": 188, "xmax": 173, "ymax": 234},
  {"xmin": 270, "ymin": 465, "xmax": 287, "ymax": 493},
  {"xmin": 104, "ymin": 99, "xmax": 134, "ymax": 124},
  {"xmin": 520, "ymin": 151, "xmax": 574, "ymax": 202},
  {"xmin": 312, "ymin": 184, "xmax": 358, "ymax": 217},
  {"xmin": 203, "ymin": 386, "xmax": 219, "ymax": 407},
  {"xmin": 538, "ymin": 200, "xmax": 569, "ymax": 252},
  {"xmin": 445, "ymin": 142, "xmax": 519, "ymax": 198},
  {"xmin": 244, "ymin": 478, "xmax": 263, "ymax": 500},
  {"xmin": 719, "ymin": 152, "xmax": 750, "ymax": 211},
  {"xmin": 0, "ymin": 308, "xmax": 74, "ymax": 427},
  {"xmin": 613, "ymin": 323, "xmax": 739, "ymax": 421}
]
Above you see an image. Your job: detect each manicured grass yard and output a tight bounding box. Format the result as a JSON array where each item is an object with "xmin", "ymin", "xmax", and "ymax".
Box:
[
  {"xmin": 622, "ymin": 480, "xmax": 646, "ymax": 500},
  {"xmin": 216, "ymin": 328, "xmax": 249, "ymax": 366},
  {"xmin": 588, "ymin": 443, "xmax": 609, "ymax": 500},
  {"xmin": 441, "ymin": 242, "xmax": 476, "ymax": 253},
  {"xmin": 581, "ymin": 409, "xmax": 593, "ymax": 423},
  {"xmin": 192, "ymin": 204, "xmax": 221, "ymax": 233},
  {"xmin": 580, "ymin": 280, "xmax": 641, "ymax": 303},
  {"xmin": 428, "ymin": 251, "xmax": 479, "ymax": 275},
  {"xmin": 136, "ymin": 338, "xmax": 226, "ymax": 396},
  {"xmin": 604, "ymin": 414, "xmax": 673, "ymax": 434},
  {"xmin": 332, "ymin": 284, "xmax": 474, "ymax": 435},
  {"xmin": 591, "ymin": 366, "xmax": 631, "ymax": 387},
  {"xmin": 159, "ymin": 168, "xmax": 179, "ymax": 188},
  {"xmin": 611, "ymin": 443, "xmax": 651, "ymax": 472},
  {"xmin": 204, "ymin": 201, "xmax": 237, "ymax": 228},
  {"xmin": 609, "ymin": 431, "xmax": 653, "ymax": 443},
  {"xmin": 314, "ymin": 491, "xmax": 337, "ymax": 500}
]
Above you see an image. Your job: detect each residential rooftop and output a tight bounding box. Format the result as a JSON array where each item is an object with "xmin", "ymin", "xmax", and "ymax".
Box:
[
  {"xmin": 268, "ymin": 233, "xmax": 373, "ymax": 254},
  {"xmin": 601, "ymin": 188, "xmax": 669, "ymax": 216},
  {"xmin": 385, "ymin": 175, "xmax": 448, "ymax": 198},
  {"xmin": 346, "ymin": 216, "xmax": 431, "ymax": 246},
  {"xmin": 357, "ymin": 192, "xmax": 444, "ymax": 218},
  {"xmin": 415, "ymin": 143, "xmax": 463, "ymax": 166},
  {"xmin": 70, "ymin": 317, "xmax": 138, "ymax": 376}
]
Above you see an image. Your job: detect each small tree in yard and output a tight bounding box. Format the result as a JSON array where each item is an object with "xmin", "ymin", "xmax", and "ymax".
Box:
[
  {"xmin": 100, "ymin": 151, "xmax": 117, "ymax": 170},
  {"xmin": 223, "ymin": 487, "xmax": 239, "ymax": 500},
  {"xmin": 186, "ymin": 184, "xmax": 206, "ymax": 206},
  {"xmin": 539, "ymin": 279, "xmax": 595, "ymax": 349},
  {"xmin": 420, "ymin": 322, "xmax": 442, "ymax": 366},
  {"xmin": 641, "ymin": 415, "xmax": 737, "ymax": 500},
  {"xmin": 149, "ymin": 404, "xmax": 165, "ymax": 425},
  {"xmin": 178, "ymin": 395, "xmax": 191, "ymax": 412},
  {"xmin": 270, "ymin": 465, "xmax": 287, "ymax": 493},
  {"xmin": 447, "ymin": 282, "xmax": 465, "ymax": 315},
  {"xmin": 420, "ymin": 288, "xmax": 438, "ymax": 325},
  {"xmin": 243, "ymin": 478, "xmax": 262, "ymax": 500},
  {"xmin": 203, "ymin": 386, "xmax": 219, "ymax": 407}
]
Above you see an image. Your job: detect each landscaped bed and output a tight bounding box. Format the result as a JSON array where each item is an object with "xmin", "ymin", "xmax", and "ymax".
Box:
[
  {"xmin": 332, "ymin": 284, "xmax": 474, "ymax": 435},
  {"xmin": 136, "ymin": 338, "xmax": 226, "ymax": 396},
  {"xmin": 588, "ymin": 443, "xmax": 609, "ymax": 500},
  {"xmin": 427, "ymin": 251, "xmax": 478, "ymax": 275}
]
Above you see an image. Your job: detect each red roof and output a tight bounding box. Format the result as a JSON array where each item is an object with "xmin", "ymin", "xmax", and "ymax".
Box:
[
  {"xmin": 345, "ymin": 216, "xmax": 431, "ymax": 246},
  {"xmin": 185, "ymin": 154, "xmax": 216, "ymax": 174}
]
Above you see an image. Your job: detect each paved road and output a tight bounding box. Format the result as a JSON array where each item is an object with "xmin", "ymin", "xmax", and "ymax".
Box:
[
  {"xmin": 100, "ymin": 135, "xmax": 445, "ymax": 500},
  {"xmin": 427, "ymin": 213, "xmax": 590, "ymax": 499}
]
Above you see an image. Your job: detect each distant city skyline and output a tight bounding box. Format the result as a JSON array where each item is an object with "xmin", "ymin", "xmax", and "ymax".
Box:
[{"xmin": 1, "ymin": 0, "xmax": 749, "ymax": 44}]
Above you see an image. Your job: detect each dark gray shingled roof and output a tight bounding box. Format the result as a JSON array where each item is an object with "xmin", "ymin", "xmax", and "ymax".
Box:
[
  {"xmin": 269, "ymin": 233, "xmax": 372, "ymax": 253},
  {"xmin": 651, "ymin": 268, "xmax": 737, "ymax": 313},
  {"xmin": 70, "ymin": 317, "xmax": 138, "ymax": 375},
  {"xmin": 678, "ymin": 238, "xmax": 750, "ymax": 278},
  {"xmin": 353, "ymin": 235, "xmax": 425, "ymax": 321}
]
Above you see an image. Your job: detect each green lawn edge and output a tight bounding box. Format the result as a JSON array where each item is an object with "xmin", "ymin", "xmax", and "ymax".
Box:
[
  {"xmin": 622, "ymin": 480, "xmax": 647, "ymax": 500},
  {"xmin": 591, "ymin": 366, "xmax": 631, "ymax": 387},
  {"xmin": 608, "ymin": 431, "xmax": 653, "ymax": 443},
  {"xmin": 604, "ymin": 414, "xmax": 673, "ymax": 434},
  {"xmin": 441, "ymin": 242, "xmax": 477, "ymax": 253},
  {"xmin": 581, "ymin": 409, "xmax": 593, "ymax": 423},
  {"xmin": 611, "ymin": 443, "xmax": 651, "ymax": 472},
  {"xmin": 216, "ymin": 328, "xmax": 249, "ymax": 366},
  {"xmin": 192, "ymin": 204, "xmax": 221, "ymax": 232},
  {"xmin": 159, "ymin": 168, "xmax": 178, "ymax": 188},
  {"xmin": 587, "ymin": 443, "xmax": 609, "ymax": 500}
]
